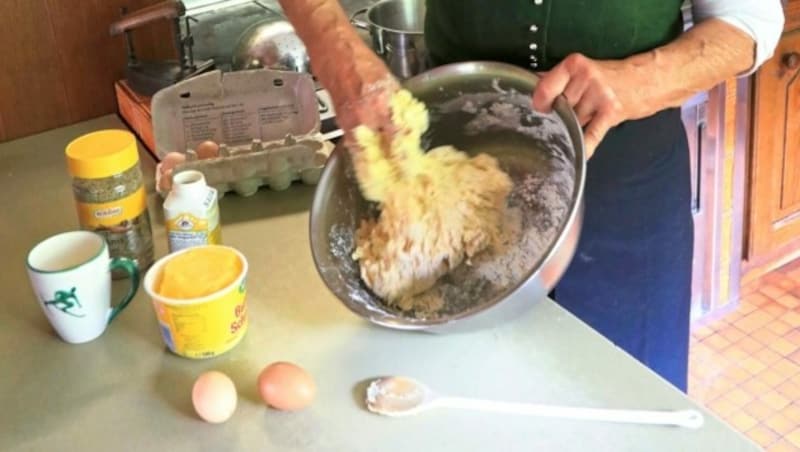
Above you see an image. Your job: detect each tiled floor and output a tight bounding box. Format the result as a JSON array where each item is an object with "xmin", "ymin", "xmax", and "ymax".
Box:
[{"xmin": 689, "ymin": 260, "xmax": 800, "ymax": 451}]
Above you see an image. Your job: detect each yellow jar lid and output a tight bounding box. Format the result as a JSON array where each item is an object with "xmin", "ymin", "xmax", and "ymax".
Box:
[{"xmin": 65, "ymin": 130, "xmax": 139, "ymax": 179}]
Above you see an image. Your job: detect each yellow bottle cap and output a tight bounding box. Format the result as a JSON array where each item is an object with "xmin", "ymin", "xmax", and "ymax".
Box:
[{"xmin": 65, "ymin": 130, "xmax": 140, "ymax": 179}]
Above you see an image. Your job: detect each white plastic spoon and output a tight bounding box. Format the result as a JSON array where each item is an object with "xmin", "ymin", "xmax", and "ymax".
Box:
[{"xmin": 365, "ymin": 376, "xmax": 704, "ymax": 429}]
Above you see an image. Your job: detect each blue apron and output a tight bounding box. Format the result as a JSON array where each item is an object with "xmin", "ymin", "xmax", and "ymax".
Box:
[
  {"xmin": 426, "ymin": 0, "xmax": 694, "ymax": 391},
  {"xmin": 554, "ymin": 109, "xmax": 693, "ymax": 391}
]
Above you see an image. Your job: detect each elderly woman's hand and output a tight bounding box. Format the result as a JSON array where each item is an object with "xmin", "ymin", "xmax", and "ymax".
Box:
[
  {"xmin": 277, "ymin": 0, "xmax": 401, "ymax": 152},
  {"xmin": 327, "ymin": 62, "xmax": 400, "ymax": 152},
  {"xmin": 532, "ymin": 53, "xmax": 650, "ymax": 158}
]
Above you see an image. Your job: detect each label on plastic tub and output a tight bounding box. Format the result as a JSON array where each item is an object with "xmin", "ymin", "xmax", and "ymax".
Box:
[{"xmin": 151, "ymin": 278, "xmax": 248, "ymax": 359}]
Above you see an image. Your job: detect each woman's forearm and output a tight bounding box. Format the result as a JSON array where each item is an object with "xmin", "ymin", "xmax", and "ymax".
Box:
[
  {"xmin": 623, "ymin": 18, "xmax": 756, "ymax": 119},
  {"xmin": 533, "ymin": 18, "xmax": 761, "ymax": 154},
  {"xmin": 277, "ymin": 0, "xmax": 391, "ymax": 107}
]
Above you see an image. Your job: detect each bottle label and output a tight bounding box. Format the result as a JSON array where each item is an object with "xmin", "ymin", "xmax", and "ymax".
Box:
[
  {"xmin": 75, "ymin": 187, "xmax": 147, "ymax": 229},
  {"xmin": 166, "ymin": 210, "xmax": 221, "ymax": 252}
]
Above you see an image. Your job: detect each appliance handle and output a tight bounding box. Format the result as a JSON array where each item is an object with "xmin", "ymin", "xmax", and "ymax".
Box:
[
  {"xmin": 110, "ymin": 0, "xmax": 186, "ymax": 36},
  {"xmin": 350, "ymin": 8, "xmax": 370, "ymax": 30},
  {"xmin": 322, "ymin": 129, "xmax": 345, "ymax": 142}
]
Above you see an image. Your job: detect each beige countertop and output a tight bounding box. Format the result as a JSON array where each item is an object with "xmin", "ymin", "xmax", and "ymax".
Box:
[{"xmin": 0, "ymin": 116, "xmax": 759, "ymax": 452}]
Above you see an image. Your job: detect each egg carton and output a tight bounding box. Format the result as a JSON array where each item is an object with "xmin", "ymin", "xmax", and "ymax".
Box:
[
  {"xmin": 155, "ymin": 136, "xmax": 334, "ymax": 197},
  {"xmin": 151, "ymin": 68, "xmax": 341, "ymax": 197}
]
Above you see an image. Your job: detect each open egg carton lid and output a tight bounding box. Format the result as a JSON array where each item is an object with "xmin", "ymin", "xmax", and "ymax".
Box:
[{"xmin": 151, "ymin": 68, "xmax": 339, "ymax": 197}]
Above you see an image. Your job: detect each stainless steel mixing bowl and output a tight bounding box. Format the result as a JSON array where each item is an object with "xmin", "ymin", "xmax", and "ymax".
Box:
[{"xmin": 309, "ymin": 61, "xmax": 586, "ymax": 333}]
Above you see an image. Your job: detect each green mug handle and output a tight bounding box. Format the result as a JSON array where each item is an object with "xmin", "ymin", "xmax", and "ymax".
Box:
[{"xmin": 108, "ymin": 258, "xmax": 140, "ymax": 324}]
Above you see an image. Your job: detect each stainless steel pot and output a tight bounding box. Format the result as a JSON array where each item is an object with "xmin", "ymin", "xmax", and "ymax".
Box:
[
  {"xmin": 308, "ymin": 61, "xmax": 586, "ymax": 333},
  {"xmin": 351, "ymin": 0, "xmax": 428, "ymax": 79}
]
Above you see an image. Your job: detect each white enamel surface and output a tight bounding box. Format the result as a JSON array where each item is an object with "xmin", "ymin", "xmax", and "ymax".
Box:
[{"xmin": 1, "ymin": 116, "xmax": 759, "ymax": 452}]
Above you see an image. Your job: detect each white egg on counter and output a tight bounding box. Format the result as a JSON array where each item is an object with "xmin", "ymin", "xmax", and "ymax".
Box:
[{"xmin": 192, "ymin": 371, "xmax": 238, "ymax": 423}]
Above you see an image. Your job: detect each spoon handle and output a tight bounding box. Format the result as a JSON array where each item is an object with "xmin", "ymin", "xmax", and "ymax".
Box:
[{"xmin": 434, "ymin": 397, "xmax": 704, "ymax": 429}]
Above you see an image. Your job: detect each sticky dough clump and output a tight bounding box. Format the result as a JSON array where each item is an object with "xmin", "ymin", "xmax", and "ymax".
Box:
[{"xmin": 351, "ymin": 90, "xmax": 512, "ymax": 303}]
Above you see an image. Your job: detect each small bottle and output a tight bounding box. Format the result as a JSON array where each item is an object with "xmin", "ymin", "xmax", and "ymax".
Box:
[{"xmin": 164, "ymin": 170, "xmax": 222, "ymax": 252}]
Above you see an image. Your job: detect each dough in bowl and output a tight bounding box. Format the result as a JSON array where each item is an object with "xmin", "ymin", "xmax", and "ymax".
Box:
[{"xmin": 351, "ymin": 90, "xmax": 512, "ymax": 303}]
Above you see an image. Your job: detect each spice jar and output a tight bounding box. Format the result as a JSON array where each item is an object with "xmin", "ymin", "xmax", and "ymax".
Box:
[{"xmin": 65, "ymin": 130, "xmax": 154, "ymax": 277}]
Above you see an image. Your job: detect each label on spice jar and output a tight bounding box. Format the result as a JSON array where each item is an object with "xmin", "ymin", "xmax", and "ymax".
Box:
[{"xmin": 74, "ymin": 186, "xmax": 147, "ymax": 229}]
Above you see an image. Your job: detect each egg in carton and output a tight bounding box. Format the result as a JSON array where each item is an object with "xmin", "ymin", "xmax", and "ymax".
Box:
[
  {"xmin": 155, "ymin": 136, "xmax": 333, "ymax": 197},
  {"xmin": 151, "ymin": 68, "xmax": 338, "ymax": 197}
]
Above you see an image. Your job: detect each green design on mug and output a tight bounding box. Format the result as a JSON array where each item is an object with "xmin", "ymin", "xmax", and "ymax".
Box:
[{"xmin": 44, "ymin": 287, "xmax": 85, "ymax": 318}]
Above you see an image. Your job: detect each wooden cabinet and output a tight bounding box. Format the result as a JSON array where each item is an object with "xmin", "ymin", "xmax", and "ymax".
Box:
[
  {"xmin": 744, "ymin": 2, "xmax": 800, "ymax": 280},
  {"xmin": 0, "ymin": 0, "xmax": 173, "ymax": 142}
]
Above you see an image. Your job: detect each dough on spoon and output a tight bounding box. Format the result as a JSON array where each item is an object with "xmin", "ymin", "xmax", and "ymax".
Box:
[{"xmin": 351, "ymin": 90, "xmax": 512, "ymax": 303}]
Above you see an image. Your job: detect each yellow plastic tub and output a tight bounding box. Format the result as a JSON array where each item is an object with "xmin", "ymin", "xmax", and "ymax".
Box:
[{"xmin": 144, "ymin": 246, "xmax": 248, "ymax": 359}]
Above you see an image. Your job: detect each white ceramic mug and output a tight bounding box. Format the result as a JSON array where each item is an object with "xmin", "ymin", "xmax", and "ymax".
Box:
[{"xmin": 26, "ymin": 231, "xmax": 139, "ymax": 344}]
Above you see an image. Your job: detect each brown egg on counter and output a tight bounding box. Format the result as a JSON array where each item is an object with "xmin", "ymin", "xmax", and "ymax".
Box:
[
  {"xmin": 192, "ymin": 371, "xmax": 238, "ymax": 424},
  {"xmin": 195, "ymin": 140, "xmax": 220, "ymax": 160},
  {"xmin": 257, "ymin": 362, "xmax": 316, "ymax": 411}
]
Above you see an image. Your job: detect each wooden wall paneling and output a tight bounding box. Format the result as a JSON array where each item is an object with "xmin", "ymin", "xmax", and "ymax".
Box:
[
  {"xmin": 0, "ymin": 0, "xmax": 176, "ymax": 142},
  {"xmin": 45, "ymin": 0, "xmax": 177, "ymax": 127},
  {"xmin": 0, "ymin": 0, "xmax": 72, "ymax": 141},
  {"xmin": 0, "ymin": 106, "xmax": 6, "ymax": 142},
  {"xmin": 45, "ymin": 0, "xmax": 127, "ymax": 124}
]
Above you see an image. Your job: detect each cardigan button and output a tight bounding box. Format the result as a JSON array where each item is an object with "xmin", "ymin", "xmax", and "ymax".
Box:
[
  {"xmin": 530, "ymin": 62, "xmax": 539, "ymax": 68},
  {"xmin": 529, "ymin": 24, "xmax": 538, "ymax": 32},
  {"xmin": 529, "ymin": 43, "xmax": 538, "ymax": 50},
  {"xmin": 533, "ymin": 0, "xmax": 543, "ymax": 5}
]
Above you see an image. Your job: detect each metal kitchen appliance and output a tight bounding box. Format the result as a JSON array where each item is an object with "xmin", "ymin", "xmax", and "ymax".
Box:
[
  {"xmin": 351, "ymin": 0, "xmax": 429, "ymax": 79},
  {"xmin": 309, "ymin": 61, "xmax": 586, "ymax": 333},
  {"xmin": 230, "ymin": 19, "xmax": 310, "ymax": 72},
  {"xmin": 110, "ymin": 0, "xmax": 215, "ymax": 96}
]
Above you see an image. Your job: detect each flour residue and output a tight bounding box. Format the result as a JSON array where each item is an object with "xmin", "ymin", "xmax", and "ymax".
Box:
[{"xmin": 441, "ymin": 89, "xmax": 574, "ymax": 161}]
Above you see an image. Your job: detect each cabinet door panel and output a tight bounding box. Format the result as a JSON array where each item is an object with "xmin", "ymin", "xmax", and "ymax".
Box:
[
  {"xmin": 749, "ymin": 29, "xmax": 800, "ymax": 257},
  {"xmin": 781, "ymin": 70, "xmax": 800, "ymax": 210}
]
